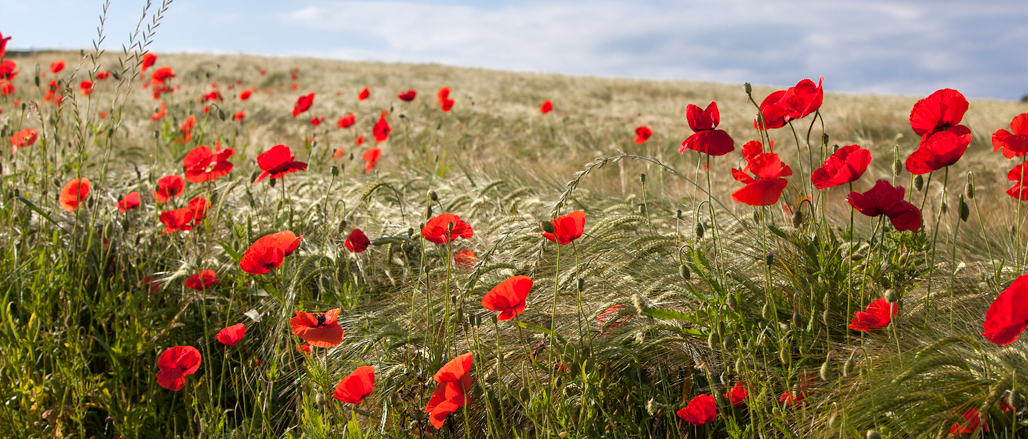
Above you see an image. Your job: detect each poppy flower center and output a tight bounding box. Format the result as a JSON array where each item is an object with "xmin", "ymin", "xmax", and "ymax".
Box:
[{"xmin": 314, "ymin": 313, "xmax": 326, "ymax": 326}]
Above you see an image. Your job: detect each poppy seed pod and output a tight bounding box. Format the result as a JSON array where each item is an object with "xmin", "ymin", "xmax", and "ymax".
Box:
[
  {"xmin": 695, "ymin": 222, "xmax": 705, "ymax": 239},
  {"xmin": 762, "ymin": 302, "xmax": 772, "ymax": 320},
  {"xmin": 540, "ymin": 219, "xmax": 555, "ymax": 234},
  {"xmin": 726, "ymin": 293, "xmax": 737, "ymax": 311},
  {"xmin": 885, "ymin": 289, "xmax": 899, "ymax": 304},
  {"xmin": 866, "ymin": 430, "xmax": 881, "ymax": 439},
  {"xmin": 819, "ymin": 361, "xmax": 831, "ymax": 381},
  {"xmin": 765, "ymin": 252, "xmax": 775, "ymax": 266},
  {"xmin": 792, "ymin": 209, "xmax": 803, "ymax": 228},
  {"xmin": 639, "ymin": 173, "xmax": 646, "ymax": 184},
  {"xmin": 823, "ymin": 133, "xmax": 829, "ymax": 146},
  {"xmin": 429, "ymin": 191, "xmax": 438, "ymax": 202},
  {"xmin": 577, "ymin": 278, "xmax": 585, "ymax": 291},
  {"xmin": 679, "ymin": 264, "xmax": 691, "ymax": 280},
  {"xmin": 913, "ymin": 174, "xmax": 924, "ymax": 191},
  {"xmin": 676, "ymin": 209, "xmax": 683, "ymax": 220},
  {"xmin": 744, "ymin": 83, "xmax": 752, "ymax": 94},
  {"xmin": 331, "ymin": 166, "xmax": 339, "ymax": 176},
  {"xmin": 965, "ymin": 174, "xmax": 975, "ymax": 199}
]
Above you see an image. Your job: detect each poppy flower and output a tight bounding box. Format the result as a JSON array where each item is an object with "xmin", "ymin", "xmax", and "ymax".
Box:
[
  {"xmin": 482, "ymin": 275, "xmax": 532, "ymax": 321},
  {"xmin": 848, "ymin": 298, "xmax": 896, "ymax": 332},
  {"xmin": 950, "ymin": 408, "xmax": 987, "ymax": 435},
  {"xmin": 43, "ymin": 80, "xmax": 62, "ymax": 105},
  {"xmin": 846, "ymin": 179, "xmax": 922, "ymax": 231},
  {"xmin": 233, "ymin": 111, "xmax": 245, "ymax": 122},
  {"xmin": 338, "ymin": 113, "xmax": 355, "ymax": 128},
  {"xmin": 254, "ymin": 145, "xmax": 308, "ymax": 183},
  {"xmin": 179, "ymin": 115, "xmax": 196, "ymax": 142},
  {"xmin": 292, "ymin": 93, "xmax": 314, "ymax": 117},
  {"xmin": 779, "ymin": 390, "xmax": 805, "ymax": 407},
  {"xmin": 810, "ymin": 144, "xmax": 872, "ymax": 189},
  {"xmin": 373, "ymin": 115, "xmax": 391, "ymax": 143},
  {"xmin": 296, "ymin": 344, "xmax": 311, "ymax": 355},
  {"xmin": 156, "ymin": 346, "xmax": 201, "ymax": 391},
  {"xmin": 358, "ymin": 87, "xmax": 370, "ymax": 101},
  {"xmin": 117, "ymin": 192, "xmax": 141, "ymax": 212},
  {"xmin": 96, "ymin": 71, "xmax": 110, "ymax": 80},
  {"xmin": 10, "ymin": 128, "xmax": 38, "ymax": 155},
  {"xmin": 184, "ymin": 142, "xmax": 235, "ymax": 183},
  {"xmin": 150, "ymin": 67, "xmax": 174, "ymax": 86},
  {"xmin": 333, "ymin": 366, "xmax": 375, "ymax": 404},
  {"xmin": 153, "ymin": 175, "xmax": 185, "ymax": 203},
  {"xmin": 151, "ymin": 101, "xmax": 167, "ymax": 121},
  {"xmin": 542, "ymin": 210, "xmax": 585, "ymax": 245},
  {"xmin": 141, "ymin": 52, "xmax": 157, "ymax": 72},
  {"xmin": 982, "ymin": 274, "xmax": 1028, "ymax": 346},
  {"xmin": 355, "ymin": 135, "xmax": 365, "ymax": 146},
  {"xmin": 441, "ymin": 98, "xmax": 455, "ymax": 112},
  {"xmin": 634, "ymin": 126, "xmax": 652, "ymax": 144},
  {"xmin": 201, "ymin": 90, "xmax": 223, "ymax": 102},
  {"xmin": 59, "ymin": 178, "xmax": 90, "ymax": 212},
  {"xmin": 437, "ymin": 86, "xmax": 450, "ymax": 103},
  {"xmin": 904, "ymin": 127, "xmax": 972, "ymax": 175},
  {"xmin": 731, "ymin": 150, "xmax": 793, "ymax": 206},
  {"xmin": 99, "ymin": 111, "xmax": 108, "ymax": 119},
  {"xmin": 239, "ymin": 231, "xmax": 302, "ymax": 274},
  {"xmin": 425, "ymin": 352, "xmax": 473, "ymax": 429},
  {"xmin": 187, "ymin": 195, "xmax": 208, "ymax": 223},
  {"xmin": 398, "ymin": 89, "xmax": 416, "ymax": 101},
  {"xmin": 909, "ymin": 88, "xmax": 968, "ymax": 140},
  {"xmin": 595, "ymin": 304, "xmax": 631, "ymax": 328},
  {"xmin": 185, "ymin": 269, "xmax": 218, "ymax": 291},
  {"xmin": 0, "ymin": 32, "xmax": 9, "ymax": 58},
  {"xmin": 310, "ymin": 116, "xmax": 325, "ymax": 126},
  {"xmin": 0, "ymin": 80, "xmax": 14, "ymax": 96},
  {"xmin": 50, "ymin": 60, "xmax": 65, "ymax": 74},
  {"xmin": 363, "ymin": 147, "xmax": 381, "ymax": 173},
  {"xmin": 289, "ymin": 308, "xmax": 344, "ymax": 348},
  {"xmin": 216, "ymin": 323, "xmax": 246, "ymax": 346},
  {"xmin": 344, "ymin": 228, "xmax": 370, "ymax": 253},
  {"xmin": 0, "ymin": 60, "xmax": 18, "ymax": 81},
  {"xmin": 141, "ymin": 275, "xmax": 162, "ymax": 294},
  {"xmin": 676, "ymin": 394, "xmax": 717, "ymax": 426},
  {"xmin": 239, "ymin": 89, "xmax": 252, "ymax": 101},
  {"xmin": 756, "ymin": 78, "xmax": 824, "ymax": 130},
  {"xmin": 422, "ymin": 213, "xmax": 473, "ymax": 245},
  {"xmin": 540, "ymin": 100, "xmax": 553, "ymax": 114},
  {"xmin": 79, "ymin": 80, "xmax": 93, "ymax": 96},
  {"xmin": 992, "ymin": 113, "xmax": 1028, "ymax": 158},
  {"xmin": 680, "ymin": 101, "xmax": 734, "ymax": 156},
  {"xmin": 454, "ymin": 250, "xmax": 477, "ymax": 272},
  {"xmin": 1008, "ymin": 164, "xmax": 1028, "ymax": 201},
  {"xmin": 724, "ymin": 382, "xmax": 749, "ymax": 409},
  {"xmin": 159, "ymin": 207, "xmax": 194, "ymax": 234}
]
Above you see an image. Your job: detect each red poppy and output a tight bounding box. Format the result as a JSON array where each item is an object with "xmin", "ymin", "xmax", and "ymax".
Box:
[
  {"xmin": 0, "ymin": 60, "xmax": 18, "ymax": 81},
  {"xmin": 680, "ymin": 101, "xmax": 734, "ymax": 156},
  {"xmin": 540, "ymin": 100, "xmax": 553, "ymax": 114},
  {"xmin": 0, "ymin": 32, "xmax": 9, "ymax": 58},
  {"xmin": 731, "ymin": 150, "xmax": 793, "ymax": 206},
  {"xmin": 398, "ymin": 89, "xmax": 416, "ymax": 101},
  {"xmin": 437, "ymin": 86, "xmax": 450, "ymax": 103},
  {"xmin": 151, "ymin": 101, "xmax": 167, "ymax": 121},
  {"xmin": 50, "ymin": 60, "xmax": 65, "ymax": 74},
  {"xmin": 142, "ymin": 275, "xmax": 162, "ymax": 294},
  {"xmin": 187, "ymin": 196, "xmax": 208, "ymax": 223},
  {"xmin": 150, "ymin": 67, "xmax": 174, "ymax": 86},
  {"xmin": 542, "ymin": 210, "xmax": 585, "ymax": 245},
  {"xmin": 344, "ymin": 228, "xmax": 370, "ymax": 253},
  {"xmin": 179, "ymin": 115, "xmax": 196, "ymax": 142},
  {"xmin": 239, "ymin": 231, "xmax": 302, "ymax": 274},
  {"xmin": 254, "ymin": 145, "xmax": 308, "ymax": 183},
  {"xmin": 0, "ymin": 80, "xmax": 14, "ymax": 96},
  {"xmin": 372, "ymin": 115, "xmax": 391, "ymax": 143},
  {"xmin": 634, "ymin": 126, "xmax": 652, "ymax": 144},
  {"xmin": 482, "ymin": 275, "xmax": 532, "ymax": 321},
  {"xmin": 79, "ymin": 80, "xmax": 93, "ymax": 96},
  {"xmin": 950, "ymin": 408, "xmax": 987, "ymax": 435},
  {"xmin": 10, "ymin": 128, "xmax": 37, "ymax": 155},
  {"xmin": 910, "ymin": 88, "xmax": 968, "ymax": 139},
  {"xmin": 848, "ymin": 298, "xmax": 896, "ymax": 332},
  {"xmin": 441, "ymin": 98, "xmax": 455, "ymax": 112},
  {"xmin": 159, "ymin": 207, "xmax": 194, "ymax": 235},
  {"xmin": 59, "ymin": 178, "xmax": 90, "ymax": 212},
  {"xmin": 156, "ymin": 346, "xmax": 201, "ymax": 391},
  {"xmin": 425, "ymin": 352, "xmax": 473, "ymax": 429},
  {"xmin": 201, "ymin": 90, "xmax": 223, "ymax": 102},
  {"xmin": 982, "ymin": 274, "xmax": 1028, "ymax": 345},
  {"xmin": 216, "ymin": 323, "xmax": 246, "ymax": 346},
  {"xmin": 43, "ymin": 79, "xmax": 62, "ymax": 105},
  {"xmin": 141, "ymin": 52, "xmax": 157, "ymax": 72},
  {"xmin": 296, "ymin": 344, "xmax": 311, "ymax": 355},
  {"xmin": 676, "ymin": 394, "xmax": 717, "ymax": 426},
  {"xmin": 1008, "ymin": 164, "xmax": 1028, "ymax": 201},
  {"xmin": 117, "ymin": 192, "xmax": 141, "ymax": 212},
  {"xmin": 779, "ymin": 390, "xmax": 805, "ymax": 407},
  {"xmin": 810, "ymin": 144, "xmax": 871, "ymax": 189},
  {"xmin": 153, "ymin": 175, "xmax": 185, "ymax": 203},
  {"xmin": 355, "ymin": 135, "xmax": 365, "ymax": 146},
  {"xmin": 454, "ymin": 250, "xmax": 477, "ymax": 271},
  {"xmin": 289, "ymin": 308, "xmax": 344, "ymax": 348},
  {"xmin": 422, "ymin": 213, "xmax": 474, "ymax": 245},
  {"xmin": 292, "ymin": 93, "xmax": 314, "ymax": 117},
  {"xmin": 184, "ymin": 142, "xmax": 234, "ymax": 183},
  {"xmin": 358, "ymin": 87, "xmax": 370, "ymax": 101},
  {"xmin": 233, "ymin": 111, "xmax": 245, "ymax": 122},
  {"xmin": 904, "ymin": 127, "xmax": 972, "ymax": 175},
  {"xmin": 363, "ymin": 147, "xmax": 382, "ymax": 173},
  {"xmin": 185, "ymin": 270, "xmax": 218, "ymax": 291},
  {"xmin": 993, "ymin": 113, "xmax": 1028, "ymax": 159},
  {"xmin": 595, "ymin": 304, "xmax": 631, "ymax": 328},
  {"xmin": 724, "ymin": 382, "xmax": 749, "ymax": 408},
  {"xmin": 239, "ymin": 89, "xmax": 252, "ymax": 101},
  {"xmin": 338, "ymin": 113, "xmax": 355, "ymax": 128},
  {"xmin": 846, "ymin": 179, "xmax": 922, "ymax": 231},
  {"xmin": 333, "ymin": 366, "xmax": 375, "ymax": 404}
]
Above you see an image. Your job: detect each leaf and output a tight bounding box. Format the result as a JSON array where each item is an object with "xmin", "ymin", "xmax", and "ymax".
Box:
[
  {"xmin": 516, "ymin": 321, "xmax": 567, "ymax": 345},
  {"xmin": 17, "ymin": 196, "xmax": 66, "ymax": 233},
  {"xmin": 644, "ymin": 307, "xmax": 691, "ymax": 321},
  {"xmin": 221, "ymin": 242, "xmax": 242, "ymax": 262}
]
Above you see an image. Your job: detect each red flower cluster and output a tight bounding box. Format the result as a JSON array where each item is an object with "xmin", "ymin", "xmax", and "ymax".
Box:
[
  {"xmin": 757, "ymin": 78, "xmax": 824, "ymax": 129},
  {"xmin": 159, "ymin": 196, "xmax": 209, "ymax": 234},
  {"xmin": 363, "ymin": 147, "xmax": 381, "ymax": 172},
  {"xmin": 848, "ymin": 298, "xmax": 896, "ymax": 332},
  {"xmin": 422, "ymin": 213, "xmax": 473, "ymax": 245},
  {"xmin": 425, "ymin": 353, "xmax": 473, "ymax": 429},
  {"xmin": 239, "ymin": 231, "xmax": 302, "ymax": 274},
  {"xmin": 731, "ymin": 140, "xmax": 792, "ymax": 206},
  {"xmin": 541, "ymin": 210, "xmax": 585, "ymax": 245},
  {"xmin": 184, "ymin": 270, "xmax": 219, "ymax": 291},
  {"xmin": 156, "ymin": 346, "xmax": 201, "ymax": 391},
  {"xmin": 438, "ymin": 86, "xmax": 454, "ymax": 112},
  {"xmin": 905, "ymin": 89, "xmax": 971, "ymax": 175},
  {"xmin": 183, "ymin": 142, "xmax": 234, "ymax": 183},
  {"xmin": 950, "ymin": 408, "xmax": 987, "ymax": 435},
  {"xmin": 846, "ymin": 180, "xmax": 922, "ymax": 231}
]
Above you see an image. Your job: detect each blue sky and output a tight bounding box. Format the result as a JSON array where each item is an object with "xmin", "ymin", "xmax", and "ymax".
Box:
[{"xmin": 2, "ymin": 0, "xmax": 1026, "ymax": 100}]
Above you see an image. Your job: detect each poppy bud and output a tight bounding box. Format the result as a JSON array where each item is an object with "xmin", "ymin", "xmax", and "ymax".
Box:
[
  {"xmin": 250, "ymin": 171, "xmax": 260, "ymax": 184},
  {"xmin": 940, "ymin": 200, "xmax": 948, "ymax": 215},
  {"xmin": 429, "ymin": 191, "xmax": 438, "ymax": 202},
  {"xmin": 349, "ymin": 152, "xmax": 354, "ymax": 161},
  {"xmin": 863, "ymin": 430, "xmax": 881, "ymax": 439},
  {"xmin": 779, "ymin": 347, "xmax": 789, "ymax": 364},
  {"xmin": 1009, "ymin": 389, "xmax": 1022, "ymax": 411},
  {"xmin": 639, "ymin": 173, "xmax": 646, "ymax": 184},
  {"xmin": 765, "ymin": 252, "xmax": 775, "ymax": 266},
  {"xmin": 843, "ymin": 356, "xmax": 855, "ymax": 377},
  {"xmin": 447, "ymin": 221, "xmax": 454, "ymax": 232},
  {"xmin": 762, "ymin": 302, "xmax": 772, "ymax": 320},
  {"xmin": 218, "ymin": 109, "xmax": 227, "ymax": 122},
  {"xmin": 744, "ymin": 82, "xmax": 752, "ymax": 94},
  {"xmin": 752, "ymin": 209, "xmax": 760, "ymax": 223},
  {"xmin": 269, "ymin": 178, "xmax": 276, "ymax": 188},
  {"xmin": 707, "ymin": 331, "xmax": 718, "ymax": 350},
  {"xmin": 959, "ymin": 195, "xmax": 969, "ymax": 222},
  {"xmin": 823, "ymin": 309, "xmax": 831, "ymax": 324},
  {"xmin": 577, "ymin": 278, "xmax": 585, "ymax": 291},
  {"xmin": 638, "ymin": 204, "xmax": 646, "ymax": 215},
  {"xmin": 792, "ymin": 209, "xmax": 803, "ymax": 228},
  {"xmin": 34, "ymin": 75, "xmax": 39, "ymax": 87},
  {"xmin": 819, "ymin": 360, "xmax": 831, "ymax": 381},
  {"xmin": 726, "ymin": 293, "xmax": 737, "ymax": 311},
  {"xmin": 822, "ymin": 133, "xmax": 829, "ymax": 146},
  {"xmin": 315, "ymin": 393, "xmax": 325, "ymax": 405},
  {"xmin": 631, "ymin": 294, "xmax": 648, "ymax": 316},
  {"xmin": 424, "ymin": 205, "xmax": 433, "ymax": 220},
  {"xmin": 455, "ymin": 308, "xmax": 463, "ymax": 325},
  {"xmin": 52, "ymin": 177, "xmax": 60, "ymax": 187},
  {"xmin": 679, "ymin": 264, "xmax": 691, "ymax": 280},
  {"xmin": 540, "ymin": 220, "xmax": 555, "ymax": 234},
  {"xmin": 695, "ymin": 222, "xmax": 705, "ymax": 239},
  {"xmin": 885, "ymin": 289, "xmax": 899, "ymax": 304},
  {"xmin": 913, "ymin": 174, "xmax": 924, "ymax": 192},
  {"xmin": 735, "ymin": 357, "xmax": 744, "ymax": 372},
  {"xmin": 676, "ymin": 209, "xmax": 683, "ymax": 220}
]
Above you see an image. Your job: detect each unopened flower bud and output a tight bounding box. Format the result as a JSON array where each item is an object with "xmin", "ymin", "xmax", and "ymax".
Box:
[
  {"xmin": 765, "ymin": 252, "xmax": 775, "ymax": 266},
  {"xmin": 429, "ymin": 191, "xmax": 438, "ymax": 202},
  {"xmin": 819, "ymin": 360, "xmax": 831, "ymax": 381},
  {"xmin": 843, "ymin": 357, "xmax": 855, "ymax": 377},
  {"xmin": 822, "ymin": 133, "xmax": 829, "ymax": 146},
  {"xmin": 965, "ymin": 173, "xmax": 975, "ymax": 199},
  {"xmin": 792, "ymin": 209, "xmax": 803, "ymax": 228},
  {"xmin": 676, "ymin": 209, "xmax": 683, "ymax": 220},
  {"xmin": 425, "ymin": 205, "xmax": 433, "ymax": 219},
  {"xmin": 913, "ymin": 174, "xmax": 924, "ymax": 192},
  {"xmin": 866, "ymin": 430, "xmax": 881, "ymax": 439},
  {"xmin": 577, "ymin": 278, "xmax": 585, "ymax": 291},
  {"xmin": 959, "ymin": 195, "xmax": 969, "ymax": 222},
  {"xmin": 1009, "ymin": 389, "xmax": 1022, "ymax": 411},
  {"xmin": 707, "ymin": 332, "xmax": 718, "ymax": 350},
  {"xmin": 885, "ymin": 289, "xmax": 900, "ymax": 304},
  {"xmin": 940, "ymin": 200, "xmax": 948, "ymax": 215},
  {"xmin": 407, "ymin": 227, "xmax": 414, "ymax": 238},
  {"xmin": 744, "ymin": 83, "xmax": 752, "ymax": 94},
  {"xmin": 679, "ymin": 264, "xmax": 691, "ymax": 280},
  {"xmin": 833, "ymin": 144, "xmax": 839, "ymax": 153},
  {"xmin": 218, "ymin": 109, "xmax": 227, "ymax": 121},
  {"xmin": 331, "ymin": 166, "xmax": 339, "ymax": 176},
  {"xmin": 639, "ymin": 173, "xmax": 646, "ymax": 184},
  {"xmin": 269, "ymin": 178, "xmax": 276, "ymax": 188},
  {"xmin": 695, "ymin": 222, "xmax": 705, "ymax": 239},
  {"xmin": 762, "ymin": 302, "xmax": 772, "ymax": 320},
  {"xmin": 726, "ymin": 293, "xmax": 737, "ymax": 311},
  {"xmin": 639, "ymin": 204, "xmax": 646, "ymax": 215},
  {"xmin": 540, "ymin": 219, "xmax": 555, "ymax": 234}
]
